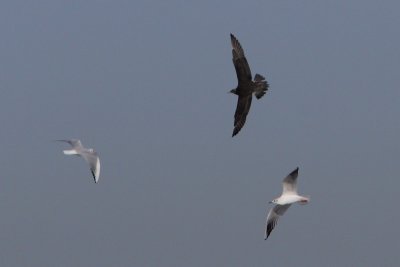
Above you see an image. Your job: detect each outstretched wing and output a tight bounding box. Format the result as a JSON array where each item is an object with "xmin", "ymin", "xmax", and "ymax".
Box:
[
  {"xmin": 264, "ymin": 204, "xmax": 291, "ymax": 240},
  {"xmin": 55, "ymin": 139, "xmax": 83, "ymax": 149},
  {"xmin": 232, "ymin": 95, "xmax": 252, "ymax": 137},
  {"xmin": 231, "ymin": 33, "xmax": 252, "ymax": 84},
  {"xmin": 81, "ymin": 151, "xmax": 101, "ymax": 183},
  {"xmin": 282, "ymin": 167, "xmax": 299, "ymax": 194}
]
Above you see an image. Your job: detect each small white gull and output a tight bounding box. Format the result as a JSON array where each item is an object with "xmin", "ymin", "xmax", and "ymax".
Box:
[
  {"xmin": 264, "ymin": 167, "xmax": 309, "ymax": 240},
  {"xmin": 56, "ymin": 139, "xmax": 101, "ymax": 183}
]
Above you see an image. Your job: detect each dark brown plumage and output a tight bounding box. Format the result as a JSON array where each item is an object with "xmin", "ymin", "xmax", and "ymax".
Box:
[{"xmin": 229, "ymin": 33, "xmax": 269, "ymax": 137}]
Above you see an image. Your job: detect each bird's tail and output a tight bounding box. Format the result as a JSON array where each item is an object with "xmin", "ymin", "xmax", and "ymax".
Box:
[
  {"xmin": 63, "ymin": 149, "xmax": 78, "ymax": 155},
  {"xmin": 299, "ymin": 195, "xmax": 310, "ymax": 205},
  {"xmin": 253, "ymin": 74, "xmax": 269, "ymax": 99}
]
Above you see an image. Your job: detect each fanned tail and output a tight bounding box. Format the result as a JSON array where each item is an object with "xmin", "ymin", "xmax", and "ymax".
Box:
[
  {"xmin": 299, "ymin": 196, "xmax": 310, "ymax": 205},
  {"xmin": 254, "ymin": 74, "xmax": 265, "ymax": 82},
  {"xmin": 253, "ymin": 74, "xmax": 269, "ymax": 99}
]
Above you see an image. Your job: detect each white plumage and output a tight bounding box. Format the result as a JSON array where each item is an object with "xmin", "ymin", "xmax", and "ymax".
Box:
[
  {"xmin": 264, "ymin": 167, "xmax": 309, "ymax": 240},
  {"xmin": 57, "ymin": 139, "xmax": 101, "ymax": 183}
]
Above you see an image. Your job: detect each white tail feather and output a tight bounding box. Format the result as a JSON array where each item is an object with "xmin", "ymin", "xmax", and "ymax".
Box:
[
  {"xmin": 299, "ymin": 196, "xmax": 310, "ymax": 205},
  {"xmin": 63, "ymin": 149, "xmax": 78, "ymax": 155}
]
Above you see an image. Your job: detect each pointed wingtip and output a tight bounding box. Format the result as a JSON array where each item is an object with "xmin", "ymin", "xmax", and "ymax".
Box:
[
  {"xmin": 230, "ymin": 33, "xmax": 237, "ymax": 42},
  {"xmin": 91, "ymin": 170, "xmax": 99, "ymax": 184},
  {"xmin": 232, "ymin": 129, "xmax": 238, "ymax": 137},
  {"xmin": 291, "ymin": 167, "xmax": 299, "ymax": 175},
  {"xmin": 264, "ymin": 232, "xmax": 270, "ymax": 240}
]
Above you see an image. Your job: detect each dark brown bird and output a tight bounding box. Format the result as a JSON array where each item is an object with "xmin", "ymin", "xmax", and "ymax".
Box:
[{"xmin": 229, "ymin": 33, "xmax": 269, "ymax": 137}]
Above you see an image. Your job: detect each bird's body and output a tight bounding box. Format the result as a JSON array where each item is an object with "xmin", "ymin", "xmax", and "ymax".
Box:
[
  {"xmin": 229, "ymin": 33, "xmax": 269, "ymax": 137},
  {"xmin": 272, "ymin": 194, "xmax": 309, "ymax": 206},
  {"xmin": 264, "ymin": 167, "xmax": 309, "ymax": 240},
  {"xmin": 56, "ymin": 139, "xmax": 101, "ymax": 183}
]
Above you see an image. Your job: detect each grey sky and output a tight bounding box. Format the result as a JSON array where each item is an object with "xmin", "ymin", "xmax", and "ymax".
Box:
[{"xmin": 1, "ymin": 0, "xmax": 399, "ymax": 266}]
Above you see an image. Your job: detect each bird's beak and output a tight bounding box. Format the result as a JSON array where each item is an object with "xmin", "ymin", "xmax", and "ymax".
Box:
[{"xmin": 268, "ymin": 201, "xmax": 273, "ymax": 204}]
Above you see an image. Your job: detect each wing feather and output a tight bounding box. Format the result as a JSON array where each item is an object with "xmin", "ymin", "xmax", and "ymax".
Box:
[
  {"xmin": 231, "ymin": 33, "xmax": 252, "ymax": 84},
  {"xmin": 81, "ymin": 151, "xmax": 100, "ymax": 183},
  {"xmin": 264, "ymin": 204, "xmax": 291, "ymax": 240},
  {"xmin": 232, "ymin": 95, "xmax": 252, "ymax": 137},
  {"xmin": 56, "ymin": 139, "xmax": 83, "ymax": 149},
  {"xmin": 282, "ymin": 167, "xmax": 299, "ymax": 194}
]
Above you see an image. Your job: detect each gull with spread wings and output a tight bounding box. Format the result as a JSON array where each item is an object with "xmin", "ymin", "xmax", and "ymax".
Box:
[
  {"xmin": 229, "ymin": 33, "xmax": 269, "ymax": 137},
  {"xmin": 265, "ymin": 167, "xmax": 309, "ymax": 240},
  {"xmin": 56, "ymin": 139, "xmax": 101, "ymax": 183}
]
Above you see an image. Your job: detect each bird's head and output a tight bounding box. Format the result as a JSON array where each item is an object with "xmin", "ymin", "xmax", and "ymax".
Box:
[
  {"xmin": 88, "ymin": 148, "xmax": 94, "ymax": 153},
  {"xmin": 228, "ymin": 89, "xmax": 237, "ymax": 95},
  {"xmin": 269, "ymin": 198, "xmax": 278, "ymax": 204}
]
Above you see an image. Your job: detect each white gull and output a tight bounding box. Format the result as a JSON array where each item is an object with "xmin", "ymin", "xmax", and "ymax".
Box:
[
  {"xmin": 56, "ymin": 139, "xmax": 101, "ymax": 183},
  {"xmin": 265, "ymin": 167, "xmax": 309, "ymax": 240}
]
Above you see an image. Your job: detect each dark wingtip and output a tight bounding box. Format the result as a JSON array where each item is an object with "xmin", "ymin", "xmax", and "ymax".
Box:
[
  {"xmin": 91, "ymin": 170, "xmax": 97, "ymax": 183},
  {"xmin": 232, "ymin": 129, "xmax": 239, "ymax": 137},
  {"xmin": 290, "ymin": 167, "xmax": 299, "ymax": 176},
  {"xmin": 265, "ymin": 228, "xmax": 272, "ymax": 240}
]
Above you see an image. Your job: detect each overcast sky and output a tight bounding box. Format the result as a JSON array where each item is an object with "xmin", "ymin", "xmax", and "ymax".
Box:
[{"xmin": 1, "ymin": 0, "xmax": 399, "ymax": 266}]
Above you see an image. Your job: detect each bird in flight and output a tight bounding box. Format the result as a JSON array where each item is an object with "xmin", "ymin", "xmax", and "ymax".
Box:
[
  {"xmin": 229, "ymin": 33, "xmax": 269, "ymax": 137},
  {"xmin": 56, "ymin": 139, "xmax": 101, "ymax": 183},
  {"xmin": 264, "ymin": 167, "xmax": 309, "ymax": 240}
]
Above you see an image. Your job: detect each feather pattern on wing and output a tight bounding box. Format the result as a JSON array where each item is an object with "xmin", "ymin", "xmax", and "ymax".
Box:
[
  {"xmin": 282, "ymin": 167, "xmax": 299, "ymax": 194},
  {"xmin": 231, "ymin": 33, "xmax": 252, "ymax": 85},
  {"xmin": 265, "ymin": 204, "xmax": 291, "ymax": 240},
  {"xmin": 232, "ymin": 95, "xmax": 252, "ymax": 137},
  {"xmin": 81, "ymin": 151, "xmax": 100, "ymax": 183}
]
